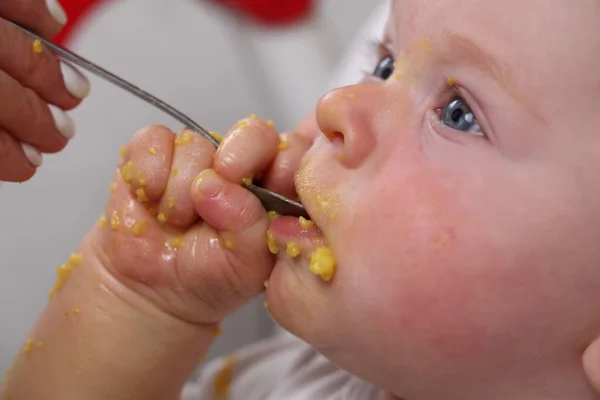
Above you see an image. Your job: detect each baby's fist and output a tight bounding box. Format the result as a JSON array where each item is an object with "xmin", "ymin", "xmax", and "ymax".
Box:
[{"xmin": 92, "ymin": 121, "xmax": 279, "ymax": 324}]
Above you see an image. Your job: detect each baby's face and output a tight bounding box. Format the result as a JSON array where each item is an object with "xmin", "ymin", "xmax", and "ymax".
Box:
[{"xmin": 267, "ymin": 0, "xmax": 600, "ymax": 397}]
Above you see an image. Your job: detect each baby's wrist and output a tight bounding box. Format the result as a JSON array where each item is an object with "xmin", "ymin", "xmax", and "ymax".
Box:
[{"xmin": 4, "ymin": 234, "xmax": 217, "ymax": 400}]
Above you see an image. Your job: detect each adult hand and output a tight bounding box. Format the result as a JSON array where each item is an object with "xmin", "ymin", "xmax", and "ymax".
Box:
[{"xmin": 0, "ymin": 0, "xmax": 90, "ymax": 182}]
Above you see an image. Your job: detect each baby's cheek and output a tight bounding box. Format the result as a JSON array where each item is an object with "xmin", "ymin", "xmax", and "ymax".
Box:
[{"xmin": 336, "ymin": 178, "xmax": 501, "ymax": 360}]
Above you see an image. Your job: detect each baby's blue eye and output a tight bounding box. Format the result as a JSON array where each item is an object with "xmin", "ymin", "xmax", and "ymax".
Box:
[
  {"xmin": 372, "ymin": 55, "xmax": 395, "ymax": 80},
  {"xmin": 440, "ymin": 97, "xmax": 483, "ymax": 135}
]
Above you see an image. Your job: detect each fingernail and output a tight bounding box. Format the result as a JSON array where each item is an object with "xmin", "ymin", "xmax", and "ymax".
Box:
[
  {"xmin": 48, "ymin": 105, "xmax": 75, "ymax": 139},
  {"xmin": 21, "ymin": 143, "xmax": 43, "ymax": 167},
  {"xmin": 195, "ymin": 169, "xmax": 222, "ymax": 197},
  {"xmin": 45, "ymin": 0, "xmax": 68, "ymax": 25},
  {"xmin": 60, "ymin": 61, "xmax": 91, "ymax": 99}
]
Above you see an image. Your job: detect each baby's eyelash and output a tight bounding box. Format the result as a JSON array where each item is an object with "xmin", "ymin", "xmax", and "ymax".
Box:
[
  {"xmin": 361, "ymin": 40, "xmax": 394, "ymax": 77},
  {"xmin": 432, "ymin": 77, "xmax": 462, "ymax": 112}
]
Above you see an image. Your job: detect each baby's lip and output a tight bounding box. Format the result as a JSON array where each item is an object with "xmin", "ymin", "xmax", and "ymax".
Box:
[{"xmin": 267, "ymin": 215, "xmax": 324, "ymax": 256}]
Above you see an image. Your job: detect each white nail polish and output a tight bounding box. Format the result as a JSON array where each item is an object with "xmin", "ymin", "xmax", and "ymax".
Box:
[
  {"xmin": 60, "ymin": 61, "xmax": 91, "ymax": 99},
  {"xmin": 45, "ymin": 0, "xmax": 68, "ymax": 25},
  {"xmin": 21, "ymin": 143, "xmax": 43, "ymax": 167},
  {"xmin": 48, "ymin": 105, "xmax": 75, "ymax": 140}
]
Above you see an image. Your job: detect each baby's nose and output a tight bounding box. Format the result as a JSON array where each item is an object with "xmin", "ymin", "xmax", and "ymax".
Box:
[{"xmin": 315, "ymin": 85, "xmax": 378, "ymax": 168}]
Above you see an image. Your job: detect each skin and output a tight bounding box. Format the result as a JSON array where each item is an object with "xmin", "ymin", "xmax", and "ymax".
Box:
[
  {"xmin": 266, "ymin": 0, "xmax": 600, "ymax": 399},
  {"xmin": 6, "ymin": 0, "xmax": 600, "ymax": 399},
  {"xmin": 0, "ymin": 0, "xmax": 86, "ymax": 182}
]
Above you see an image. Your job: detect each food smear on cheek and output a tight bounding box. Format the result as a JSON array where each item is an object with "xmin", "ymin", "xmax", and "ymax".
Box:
[{"xmin": 295, "ymin": 158, "xmax": 340, "ymax": 222}]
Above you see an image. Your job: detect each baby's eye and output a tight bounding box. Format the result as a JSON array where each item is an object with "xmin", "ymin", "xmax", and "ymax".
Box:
[
  {"xmin": 372, "ymin": 55, "xmax": 395, "ymax": 80},
  {"xmin": 440, "ymin": 96, "xmax": 483, "ymax": 135}
]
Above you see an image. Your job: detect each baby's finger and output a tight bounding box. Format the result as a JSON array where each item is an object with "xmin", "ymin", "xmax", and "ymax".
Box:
[
  {"xmin": 0, "ymin": 130, "xmax": 40, "ymax": 182},
  {"xmin": 260, "ymin": 131, "xmax": 313, "ymax": 200},
  {"xmin": 214, "ymin": 117, "xmax": 280, "ymax": 184},
  {"xmin": 158, "ymin": 130, "xmax": 216, "ymax": 228},
  {"xmin": 191, "ymin": 169, "xmax": 273, "ymax": 292},
  {"xmin": 122, "ymin": 125, "xmax": 174, "ymax": 202}
]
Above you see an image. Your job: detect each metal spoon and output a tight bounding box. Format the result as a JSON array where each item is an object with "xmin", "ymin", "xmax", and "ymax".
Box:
[{"xmin": 14, "ymin": 23, "xmax": 308, "ymax": 218}]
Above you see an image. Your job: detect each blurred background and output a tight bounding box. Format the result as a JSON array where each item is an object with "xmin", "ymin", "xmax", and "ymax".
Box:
[{"xmin": 0, "ymin": 0, "xmax": 386, "ymax": 375}]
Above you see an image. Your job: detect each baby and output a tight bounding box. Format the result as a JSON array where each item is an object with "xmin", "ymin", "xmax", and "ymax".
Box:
[{"xmin": 4, "ymin": 0, "xmax": 600, "ymax": 399}]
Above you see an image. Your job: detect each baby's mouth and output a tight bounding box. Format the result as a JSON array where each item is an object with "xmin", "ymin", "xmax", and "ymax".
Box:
[
  {"xmin": 267, "ymin": 214, "xmax": 336, "ymax": 282},
  {"xmin": 266, "ymin": 160, "xmax": 338, "ymax": 282}
]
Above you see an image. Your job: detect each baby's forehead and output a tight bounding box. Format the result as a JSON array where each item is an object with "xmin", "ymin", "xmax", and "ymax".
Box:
[
  {"xmin": 389, "ymin": 0, "xmax": 600, "ymax": 126},
  {"xmin": 391, "ymin": 0, "xmax": 600, "ymax": 64}
]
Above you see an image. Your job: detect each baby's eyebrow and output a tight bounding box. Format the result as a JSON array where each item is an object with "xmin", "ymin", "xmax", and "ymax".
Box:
[
  {"xmin": 436, "ymin": 32, "xmax": 544, "ymax": 123},
  {"xmin": 437, "ymin": 33, "xmax": 512, "ymax": 87}
]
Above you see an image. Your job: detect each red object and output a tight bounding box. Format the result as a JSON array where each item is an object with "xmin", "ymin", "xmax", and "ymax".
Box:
[
  {"xmin": 213, "ymin": 0, "xmax": 314, "ymax": 25},
  {"xmin": 53, "ymin": 0, "xmax": 108, "ymax": 45},
  {"xmin": 54, "ymin": 0, "xmax": 314, "ymax": 45}
]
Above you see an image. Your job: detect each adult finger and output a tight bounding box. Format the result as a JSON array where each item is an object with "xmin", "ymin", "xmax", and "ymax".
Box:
[{"xmin": 0, "ymin": 129, "xmax": 41, "ymax": 182}]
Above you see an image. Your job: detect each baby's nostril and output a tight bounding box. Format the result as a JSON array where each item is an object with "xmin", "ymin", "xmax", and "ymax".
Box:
[
  {"xmin": 323, "ymin": 131, "xmax": 345, "ymax": 162},
  {"xmin": 323, "ymin": 130, "xmax": 344, "ymax": 143}
]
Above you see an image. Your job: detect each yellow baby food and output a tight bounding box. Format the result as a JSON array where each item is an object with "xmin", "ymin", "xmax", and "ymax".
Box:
[
  {"xmin": 241, "ymin": 177, "xmax": 253, "ymax": 186},
  {"xmin": 175, "ymin": 132, "xmax": 194, "ymax": 146},
  {"xmin": 157, "ymin": 213, "xmax": 167, "ymax": 223},
  {"xmin": 148, "ymin": 147, "xmax": 157, "ymax": 155},
  {"xmin": 121, "ymin": 161, "xmax": 134, "ymax": 182},
  {"xmin": 299, "ymin": 216, "xmax": 314, "ymax": 230},
  {"xmin": 286, "ymin": 242, "xmax": 301, "ymax": 258},
  {"xmin": 278, "ymin": 137, "xmax": 290, "ymax": 151},
  {"xmin": 170, "ymin": 237, "xmax": 184, "ymax": 249},
  {"xmin": 137, "ymin": 171, "xmax": 147, "ymax": 186},
  {"xmin": 222, "ymin": 237, "xmax": 235, "ymax": 251},
  {"xmin": 32, "ymin": 40, "xmax": 43, "ymax": 54},
  {"xmin": 168, "ymin": 197, "xmax": 176, "ymax": 209},
  {"xmin": 110, "ymin": 212, "xmax": 120, "ymax": 230},
  {"xmin": 266, "ymin": 230, "xmax": 279, "ymax": 254},
  {"xmin": 308, "ymin": 247, "xmax": 336, "ymax": 281},
  {"xmin": 210, "ymin": 131, "xmax": 223, "ymax": 143},
  {"xmin": 97, "ymin": 216, "xmax": 107, "ymax": 229},
  {"xmin": 136, "ymin": 188, "xmax": 149, "ymax": 202},
  {"xmin": 22, "ymin": 338, "xmax": 35, "ymax": 354},
  {"xmin": 131, "ymin": 220, "xmax": 147, "ymax": 237},
  {"xmin": 48, "ymin": 253, "xmax": 83, "ymax": 297},
  {"xmin": 212, "ymin": 356, "xmax": 235, "ymax": 399},
  {"xmin": 267, "ymin": 211, "xmax": 279, "ymax": 220}
]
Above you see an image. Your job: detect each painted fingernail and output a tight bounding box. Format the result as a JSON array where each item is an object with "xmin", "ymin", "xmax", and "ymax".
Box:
[
  {"xmin": 59, "ymin": 61, "xmax": 91, "ymax": 99},
  {"xmin": 45, "ymin": 0, "xmax": 68, "ymax": 25},
  {"xmin": 194, "ymin": 169, "xmax": 222, "ymax": 197},
  {"xmin": 48, "ymin": 105, "xmax": 75, "ymax": 139},
  {"xmin": 21, "ymin": 143, "xmax": 43, "ymax": 167}
]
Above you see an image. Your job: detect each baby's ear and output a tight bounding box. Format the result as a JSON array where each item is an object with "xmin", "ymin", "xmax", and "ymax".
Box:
[{"xmin": 583, "ymin": 336, "xmax": 600, "ymax": 392}]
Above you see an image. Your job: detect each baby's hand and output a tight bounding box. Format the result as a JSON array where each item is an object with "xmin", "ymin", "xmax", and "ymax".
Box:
[{"xmin": 90, "ymin": 118, "xmax": 282, "ymax": 324}]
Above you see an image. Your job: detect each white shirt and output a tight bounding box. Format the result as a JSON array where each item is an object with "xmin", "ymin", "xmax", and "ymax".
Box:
[{"xmin": 182, "ymin": 332, "xmax": 382, "ymax": 400}]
